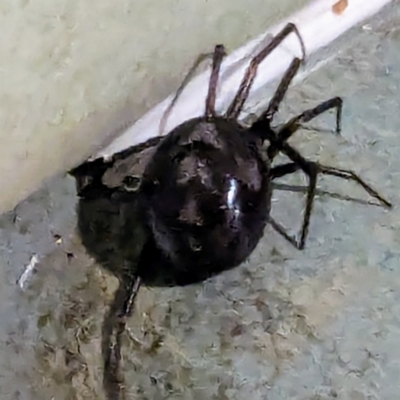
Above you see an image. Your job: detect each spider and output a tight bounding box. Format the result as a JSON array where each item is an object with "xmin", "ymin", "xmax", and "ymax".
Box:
[{"xmin": 70, "ymin": 22, "xmax": 391, "ymax": 400}]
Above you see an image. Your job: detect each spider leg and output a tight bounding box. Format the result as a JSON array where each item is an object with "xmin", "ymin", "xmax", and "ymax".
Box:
[
  {"xmin": 249, "ymin": 57, "xmax": 302, "ymax": 143},
  {"xmin": 269, "ymin": 161, "xmax": 299, "ymax": 179},
  {"xmin": 260, "ymin": 57, "xmax": 302, "ymax": 122},
  {"xmin": 102, "ymin": 274, "xmax": 142, "ymax": 400},
  {"xmin": 283, "ymin": 97, "xmax": 343, "ymax": 138},
  {"xmin": 205, "ymin": 45, "xmax": 227, "ymax": 119},
  {"xmin": 268, "ymin": 153, "xmax": 392, "ymax": 249},
  {"xmin": 225, "ymin": 23, "xmax": 306, "ymax": 120},
  {"xmin": 121, "ymin": 275, "xmax": 142, "ymax": 317},
  {"xmin": 159, "ymin": 46, "xmax": 226, "ymax": 134},
  {"xmin": 159, "ymin": 52, "xmax": 213, "ymax": 135},
  {"xmin": 317, "ymin": 164, "xmax": 392, "ymax": 208},
  {"xmin": 268, "ymin": 97, "xmax": 343, "ymax": 160},
  {"xmin": 272, "ymin": 182, "xmax": 385, "ymax": 207},
  {"xmin": 269, "ymin": 156, "xmax": 317, "ymax": 249}
]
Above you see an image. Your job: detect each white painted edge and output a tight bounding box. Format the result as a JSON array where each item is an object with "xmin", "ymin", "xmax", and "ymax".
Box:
[
  {"xmin": 17, "ymin": 255, "xmax": 40, "ymax": 290},
  {"xmin": 93, "ymin": 0, "xmax": 393, "ymax": 160}
]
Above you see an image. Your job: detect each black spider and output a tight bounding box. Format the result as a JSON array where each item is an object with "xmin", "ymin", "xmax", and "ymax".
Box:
[{"xmin": 69, "ymin": 23, "xmax": 391, "ymax": 400}]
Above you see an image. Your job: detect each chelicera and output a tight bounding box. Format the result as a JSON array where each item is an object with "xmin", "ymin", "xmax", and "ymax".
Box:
[{"xmin": 70, "ymin": 22, "xmax": 392, "ymax": 400}]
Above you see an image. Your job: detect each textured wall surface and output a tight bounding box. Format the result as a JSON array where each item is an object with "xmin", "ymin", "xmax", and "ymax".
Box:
[
  {"xmin": 0, "ymin": 0, "xmax": 308, "ymax": 215},
  {"xmin": 0, "ymin": 2, "xmax": 399, "ymax": 399}
]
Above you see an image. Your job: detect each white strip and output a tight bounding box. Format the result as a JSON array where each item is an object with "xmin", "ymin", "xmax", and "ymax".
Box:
[
  {"xmin": 94, "ymin": 0, "xmax": 392, "ymax": 160},
  {"xmin": 17, "ymin": 255, "xmax": 40, "ymax": 290}
]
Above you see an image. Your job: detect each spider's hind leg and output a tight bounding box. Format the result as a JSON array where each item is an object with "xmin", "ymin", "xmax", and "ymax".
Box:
[
  {"xmin": 267, "ymin": 97, "xmax": 343, "ymax": 160},
  {"xmin": 268, "ymin": 153, "xmax": 392, "ymax": 249}
]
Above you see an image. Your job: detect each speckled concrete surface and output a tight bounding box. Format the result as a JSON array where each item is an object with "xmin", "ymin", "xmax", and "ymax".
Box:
[{"xmin": 1, "ymin": 3, "xmax": 400, "ymax": 400}]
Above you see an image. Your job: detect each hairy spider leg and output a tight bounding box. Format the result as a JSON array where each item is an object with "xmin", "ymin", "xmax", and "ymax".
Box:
[
  {"xmin": 248, "ymin": 53, "xmax": 342, "ymax": 157},
  {"xmin": 261, "ymin": 57, "xmax": 302, "ymax": 122},
  {"xmin": 268, "ymin": 148, "xmax": 392, "ymax": 249},
  {"xmin": 159, "ymin": 51, "xmax": 215, "ymax": 134},
  {"xmin": 102, "ymin": 274, "xmax": 142, "ymax": 400},
  {"xmin": 248, "ymin": 55, "xmax": 303, "ymax": 146},
  {"xmin": 159, "ymin": 45, "xmax": 227, "ymax": 134},
  {"xmin": 272, "ymin": 181, "xmax": 387, "ymax": 206},
  {"xmin": 205, "ymin": 45, "xmax": 227, "ymax": 119},
  {"xmin": 267, "ymin": 97, "xmax": 343, "ymax": 160},
  {"xmin": 246, "ymin": 59, "xmax": 345, "ymax": 249},
  {"xmin": 225, "ymin": 23, "xmax": 306, "ymax": 120}
]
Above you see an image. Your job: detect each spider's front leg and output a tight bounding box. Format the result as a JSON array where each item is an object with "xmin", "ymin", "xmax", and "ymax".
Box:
[
  {"xmin": 159, "ymin": 44, "xmax": 226, "ymax": 134},
  {"xmin": 226, "ymin": 23, "xmax": 306, "ymax": 119},
  {"xmin": 249, "ymin": 55, "xmax": 303, "ymax": 147},
  {"xmin": 249, "ymin": 50, "xmax": 342, "ymax": 161}
]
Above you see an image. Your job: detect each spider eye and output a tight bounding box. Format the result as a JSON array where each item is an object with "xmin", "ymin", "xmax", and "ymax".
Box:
[{"xmin": 122, "ymin": 176, "xmax": 141, "ymax": 191}]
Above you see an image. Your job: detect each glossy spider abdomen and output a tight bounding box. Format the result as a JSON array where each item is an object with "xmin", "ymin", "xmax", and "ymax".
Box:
[{"xmin": 139, "ymin": 116, "xmax": 272, "ymax": 283}]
